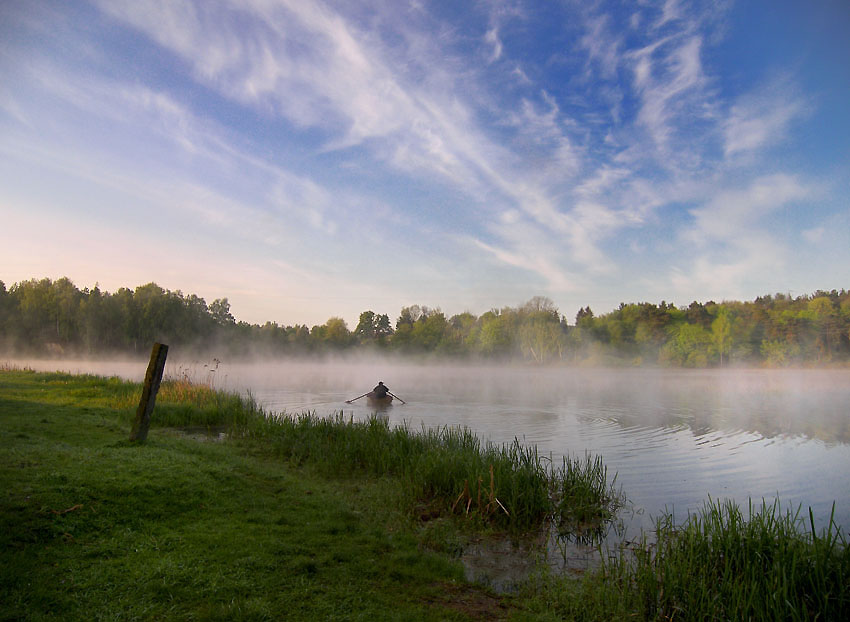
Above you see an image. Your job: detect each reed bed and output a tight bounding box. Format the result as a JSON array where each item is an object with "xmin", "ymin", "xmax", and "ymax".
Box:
[
  {"xmin": 599, "ymin": 498, "xmax": 850, "ymax": 620},
  {"xmin": 242, "ymin": 411, "xmax": 622, "ymax": 532}
]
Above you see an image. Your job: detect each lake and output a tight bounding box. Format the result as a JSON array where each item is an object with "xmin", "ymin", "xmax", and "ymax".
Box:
[{"xmin": 12, "ymin": 358, "xmax": 850, "ymax": 541}]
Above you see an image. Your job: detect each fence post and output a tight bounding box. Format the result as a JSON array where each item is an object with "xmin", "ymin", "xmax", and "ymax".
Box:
[{"xmin": 130, "ymin": 342, "xmax": 169, "ymax": 442}]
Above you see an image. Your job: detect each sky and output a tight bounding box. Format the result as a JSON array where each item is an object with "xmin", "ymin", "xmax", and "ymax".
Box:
[{"xmin": 1, "ymin": 0, "xmax": 848, "ymax": 329}]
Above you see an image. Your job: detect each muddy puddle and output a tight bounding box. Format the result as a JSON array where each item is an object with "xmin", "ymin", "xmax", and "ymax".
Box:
[
  {"xmin": 461, "ymin": 536, "xmax": 607, "ymax": 592},
  {"xmin": 460, "ymin": 505, "xmax": 642, "ymax": 592}
]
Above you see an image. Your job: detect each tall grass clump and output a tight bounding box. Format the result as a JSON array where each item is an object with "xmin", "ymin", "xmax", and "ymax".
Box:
[
  {"xmin": 147, "ymin": 379, "xmax": 263, "ymax": 428},
  {"xmin": 242, "ymin": 412, "xmax": 621, "ymax": 532},
  {"xmin": 623, "ymin": 498, "xmax": 850, "ymax": 620},
  {"xmin": 552, "ymin": 453, "xmax": 620, "ymax": 536}
]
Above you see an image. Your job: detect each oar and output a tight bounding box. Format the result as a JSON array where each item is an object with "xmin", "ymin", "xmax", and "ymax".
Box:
[
  {"xmin": 388, "ymin": 391, "xmax": 406, "ymax": 404},
  {"xmin": 345, "ymin": 392, "xmax": 370, "ymax": 404}
]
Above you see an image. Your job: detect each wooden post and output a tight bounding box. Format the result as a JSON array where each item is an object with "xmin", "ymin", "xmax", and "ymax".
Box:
[{"xmin": 130, "ymin": 342, "xmax": 169, "ymax": 442}]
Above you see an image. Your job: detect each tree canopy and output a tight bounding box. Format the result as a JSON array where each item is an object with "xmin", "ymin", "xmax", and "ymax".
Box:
[{"xmin": 1, "ymin": 277, "xmax": 848, "ymax": 366}]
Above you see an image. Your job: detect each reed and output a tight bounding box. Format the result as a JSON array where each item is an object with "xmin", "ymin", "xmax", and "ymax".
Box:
[
  {"xmin": 611, "ymin": 498, "xmax": 850, "ymax": 620},
  {"xmin": 520, "ymin": 499, "xmax": 849, "ymax": 620},
  {"xmin": 552, "ymin": 453, "xmax": 620, "ymax": 532},
  {"xmin": 241, "ymin": 411, "xmax": 620, "ymax": 532}
]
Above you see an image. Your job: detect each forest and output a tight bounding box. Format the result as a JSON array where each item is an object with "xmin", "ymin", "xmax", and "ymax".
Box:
[{"xmin": 1, "ymin": 277, "xmax": 849, "ymax": 366}]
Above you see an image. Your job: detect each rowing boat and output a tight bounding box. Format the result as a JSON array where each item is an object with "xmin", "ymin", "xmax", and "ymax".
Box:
[{"xmin": 366, "ymin": 392, "xmax": 393, "ymax": 406}]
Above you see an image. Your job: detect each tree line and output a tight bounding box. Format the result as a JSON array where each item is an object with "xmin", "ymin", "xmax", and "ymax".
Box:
[{"xmin": 1, "ymin": 277, "xmax": 849, "ymax": 366}]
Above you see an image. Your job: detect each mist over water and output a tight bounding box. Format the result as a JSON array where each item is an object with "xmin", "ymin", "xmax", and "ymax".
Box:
[{"xmin": 13, "ymin": 357, "xmax": 850, "ymax": 538}]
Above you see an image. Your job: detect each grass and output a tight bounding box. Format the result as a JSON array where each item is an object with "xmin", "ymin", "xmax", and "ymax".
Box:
[
  {"xmin": 627, "ymin": 498, "xmax": 850, "ymax": 620},
  {"xmin": 0, "ymin": 369, "xmax": 504, "ymax": 620},
  {"xmin": 241, "ymin": 413, "xmax": 623, "ymax": 533},
  {"xmin": 553, "ymin": 453, "xmax": 619, "ymax": 535},
  {"xmin": 517, "ymin": 498, "xmax": 850, "ymax": 621},
  {"xmin": 3, "ymin": 367, "xmax": 848, "ymax": 620}
]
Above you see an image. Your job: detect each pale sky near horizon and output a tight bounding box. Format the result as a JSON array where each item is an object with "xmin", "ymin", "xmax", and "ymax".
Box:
[{"xmin": 1, "ymin": 0, "xmax": 848, "ymax": 328}]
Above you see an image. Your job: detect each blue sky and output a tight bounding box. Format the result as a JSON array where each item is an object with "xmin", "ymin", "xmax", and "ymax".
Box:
[{"xmin": 1, "ymin": 0, "xmax": 848, "ymax": 328}]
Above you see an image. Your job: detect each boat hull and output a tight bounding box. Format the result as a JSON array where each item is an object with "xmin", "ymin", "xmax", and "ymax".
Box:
[{"xmin": 366, "ymin": 392, "xmax": 393, "ymax": 407}]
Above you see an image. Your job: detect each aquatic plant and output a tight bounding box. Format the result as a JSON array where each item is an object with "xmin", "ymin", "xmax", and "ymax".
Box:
[
  {"xmin": 552, "ymin": 453, "xmax": 621, "ymax": 535},
  {"xmin": 519, "ymin": 498, "xmax": 849, "ymax": 620},
  {"xmin": 620, "ymin": 498, "xmax": 849, "ymax": 620}
]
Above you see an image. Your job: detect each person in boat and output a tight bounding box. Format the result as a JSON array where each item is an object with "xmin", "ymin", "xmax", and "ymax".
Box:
[{"xmin": 372, "ymin": 381, "xmax": 389, "ymax": 399}]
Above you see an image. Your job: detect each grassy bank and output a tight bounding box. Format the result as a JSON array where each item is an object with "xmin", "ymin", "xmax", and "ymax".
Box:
[
  {"xmin": 2, "ymin": 368, "xmax": 849, "ymax": 620},
  {"xmin": 0, "ymin": 369, "xmax": 503, "ymax": 620}
]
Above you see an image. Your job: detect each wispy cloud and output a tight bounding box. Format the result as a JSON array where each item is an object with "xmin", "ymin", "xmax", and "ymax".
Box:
[
  {"xmin": 723, "ymin": 78, "xmax": 806, "ymax": 157},
  {"xmin": 86, "ymin": 3, "xmax": 495, "ymax": 191},
  {"xmin": 802, "ymin": 227, "xmax": 825, "ymax": 243},
  {"xmin": 485, "ymin": 27, "xmax": 503, "ymax": 62},
  {"xmin": 669, "ymin": 174, "xmax": 813, "ymax": 300},
  {"xmin": 470, "ymin": 212, "xmax": 581, "ymax": 293},
  {"xmin": 579, "ymin": 12, "xmax": 622, "ymax": 78},
  {"xmin": 670, "ymin": 235, "xmax": 786, "ymax": 301},
  {"xmin": 88, "ymin": 0, "xmax": 728, "ymax": 288},
  {"xmin": 629, "ymin": 34, "xmax": 708, "ymax": 154},
  {"xmin": 688, "ymin": 174, "xmax": 810, "ymax": 241},
  {"xmin": 2, "ymin": 0, "xmax": 842, "ymax": 323},
  {"xmin": 655, "ymin": 0, "xmax": 685, "ymax": 30}
]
